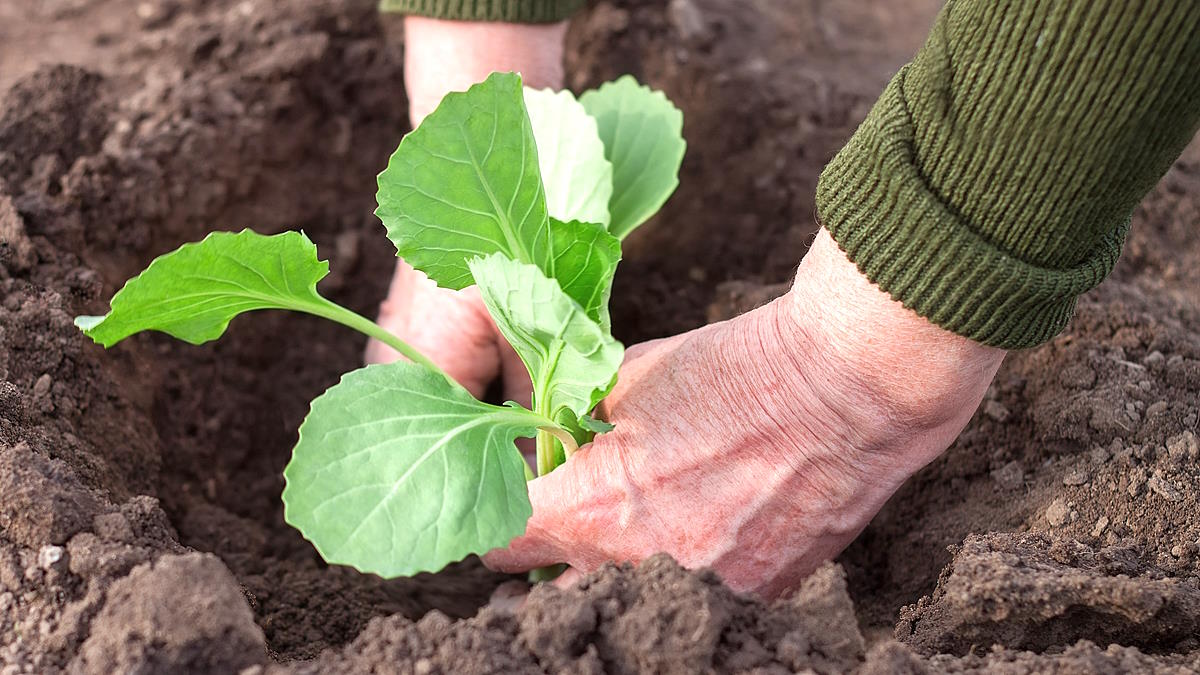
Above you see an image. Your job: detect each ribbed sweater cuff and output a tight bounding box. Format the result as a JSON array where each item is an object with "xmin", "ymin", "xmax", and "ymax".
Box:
[
  {"xmin": 380, "ymin": 0, "xmax": 583, "ymax": 22},
  {"xmin": 816, "ymin": 71, "xmax": 1129, "ymax": 351}
]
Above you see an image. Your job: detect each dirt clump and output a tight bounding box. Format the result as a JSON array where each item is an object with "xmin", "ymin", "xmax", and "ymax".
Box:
[
  {"xmin": 0, "ymin": 65, "xmax": 107, "ymax": 192},
  {"xmin": 286, "ymin": 555, "xmax": 869, "ymax": 675},
  {"xmin": 1, "ymin": 0, "xmax": 1199, "ymax": 673},
  {"xmin": 897, "ymin": 533, "xmax": 1200, "ymax": 656},
  {"xmin": 71, "ymin": 552, "xmax": 268, "ymax": 674}
]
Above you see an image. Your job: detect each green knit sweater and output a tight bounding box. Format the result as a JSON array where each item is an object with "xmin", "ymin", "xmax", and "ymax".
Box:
[
  {"xmin": 819, "ymin": 1, "xmax": 1200, "ymax": 349},
  {"xmin": 390, "ymin": 0, "xmax": 1200, "ymax": 349},
  {"xmin": 381, "ymin": 0, "xmax": 582, "ymax": 22}
]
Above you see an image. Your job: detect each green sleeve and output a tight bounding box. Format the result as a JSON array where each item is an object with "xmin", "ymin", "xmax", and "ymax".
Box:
[
  {"xmin": 816, "ymin": 1, "xmax": 1200, "ymax": 349},
  {"xmin": 380, "ymin": 0, "xmax": 583, "ymax": 22}
]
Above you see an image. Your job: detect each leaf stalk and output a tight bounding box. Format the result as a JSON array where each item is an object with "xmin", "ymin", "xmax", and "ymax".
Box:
[{"xmin": 300, "ymin": 299, "xmax": 457, "ymax": 388}]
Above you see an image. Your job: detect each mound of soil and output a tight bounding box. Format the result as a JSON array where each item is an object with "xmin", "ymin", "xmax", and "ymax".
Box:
[{"xmin": 1, "ymin": 0, "xmax": 1198, "ymax": 672}]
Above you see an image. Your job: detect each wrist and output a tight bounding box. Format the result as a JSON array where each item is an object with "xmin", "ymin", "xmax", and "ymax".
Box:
[
  {"xmin": 403, "ymin": 16, "xmax": 567, "ymax": 125},
  {"xmin": 784, "ymin": 229, "xmax": 1005, "ymax": 464}
]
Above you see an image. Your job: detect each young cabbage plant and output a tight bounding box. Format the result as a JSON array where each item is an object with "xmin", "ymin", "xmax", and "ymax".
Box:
[{"xmin": 75, "ymin": 72, "xmax": 685, "ymax": 578}]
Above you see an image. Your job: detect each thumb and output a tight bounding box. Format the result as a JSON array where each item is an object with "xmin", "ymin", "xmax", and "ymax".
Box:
[
  {"xmin": 482, "ymin": 457, "xmax": 580, "ymax": 572},
  {"xmin": 485, "ymin": 432, "xmax": 621, "ymax": 573}
]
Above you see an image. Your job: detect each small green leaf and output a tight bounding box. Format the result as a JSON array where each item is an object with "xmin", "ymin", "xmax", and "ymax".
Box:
[
  {"xmin": 73, "ymin": 315, "xmax": 104, "ymax": 331},
  {"xmin": 283, "ymin": 362, "xmax": 541, "ymax": 578},
  {"xmin": 523, "ymin": 87, "xmax": 613, "ymax": 227},
  {"xmin": 546, "ymin": 217, "xmax": 620, "ymax": 331},
  {"xmin": 377, "ymin": 72, "xmax": 550, "ymax": 290},
  {"xmin": 469, "ymin": 254, "xmax": 623, "ymax": 420},
  {"xmin": 579, "ymin": 414, "xmax": 615, "ymax": 434},
  {"xmin": 552, "ymin": 409, "xmax": 614, "ymax": 455},
  {"xmin": 76, "ymin": 230, "xmax": 330, "ymax": 348},
  {"xmin": 580, "ymin": 76, "xmax": 686, "ymax": 239}
]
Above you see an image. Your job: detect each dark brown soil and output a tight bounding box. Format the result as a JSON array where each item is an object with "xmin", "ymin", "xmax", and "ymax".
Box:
[{"xmin": 1, "ymin": 0, "xmax": 1198, "ymax": 673}]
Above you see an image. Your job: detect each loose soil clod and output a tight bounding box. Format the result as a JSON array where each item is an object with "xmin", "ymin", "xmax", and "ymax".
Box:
[{"xmin": 2, "ymin": 0, "xmax": 1199, "ymax": 673}]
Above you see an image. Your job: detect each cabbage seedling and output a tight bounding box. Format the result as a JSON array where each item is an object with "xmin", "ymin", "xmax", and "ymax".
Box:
[{"xmin": 75, "ymin": 72, "xmax": 685, "ymax": 577}]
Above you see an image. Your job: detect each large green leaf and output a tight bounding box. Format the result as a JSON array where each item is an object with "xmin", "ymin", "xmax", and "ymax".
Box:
[
  {"xmin": 75, "ymin": 229, "xmax": 331, "ymax": 347},
  {"xmin": 377, "ymin": 71, "xmax": 550, "ymax": 290},
  {"xmin": 546, "ymin": 217, "xmax": 620, "ymax": 331},
  {"xmin": 523, "ymin": 87, "xmax": 613, "ymax": 227},
  {"xmin": 469, "ymin": 253, "xmax": 623, "ymax": 420},
  {"xmin": 282, "ymin": 362, "xmax": 541, "ymax": 578},
  {"xmin": 580, "ymin": 76, "xmax": 686, "ymax": 239}
]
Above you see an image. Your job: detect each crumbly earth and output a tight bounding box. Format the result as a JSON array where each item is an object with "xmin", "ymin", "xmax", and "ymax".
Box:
[{"xmin": 1, "ymin": 0, "xmax": 1198, "ymax": 673}]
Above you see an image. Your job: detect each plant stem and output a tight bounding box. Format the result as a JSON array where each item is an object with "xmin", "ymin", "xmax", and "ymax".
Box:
[
  {"xmin": 535, "ymin": 428, "xmax": 556, "ymax": 477},
  {"xmin": 540, "ymin": 426, "xmax": 579, "ymax": 458},
  {"xmin": 300, "ymin": 298, "xmax": 455, "ymax": 387},
  {"xmin": 529, "ymin": 419, "xmax": 575, "ymax": 583},
  {"xmin": 528, "ymin": 563, "xmax": 567, "ymax": 583}
]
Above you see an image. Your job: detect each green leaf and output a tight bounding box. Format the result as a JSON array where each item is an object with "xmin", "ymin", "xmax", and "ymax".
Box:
[
  {"xmin": 376, "ymin": 73, "xmax": 620, "ymax": 326},
  {"xmin": 377, "ymin": 71, "xmax": 550, "ymax": 290},
  {"xmin": 282, "ymin": 362, "xmax": 541, "ymax": 578},
  {"xmin": 579, "ymin": 413, "xmax": 615, "ymax": 434},
  {"xmin": 523, "ymin": 87, "xmax": 613, "ymax": 227},
  {"xmin": 76, "ymin": 229, "xmax": 330, "ymax": 348},
  {"xmin": 469, "ymin": 254, "xmax": 623, "ymax": 420},
  {"xmin": 546, "ymin": 217, "xmax": 620, "ymax": 331},
  {"xmin": 580, "ymin": 76, "xmax": 686, "ymax": 239}
]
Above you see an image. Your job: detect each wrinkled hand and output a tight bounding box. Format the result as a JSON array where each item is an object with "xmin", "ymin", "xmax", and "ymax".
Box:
[{"xmin": 485, "ymin": 230, "xmax": 1006, "ymax": 598}]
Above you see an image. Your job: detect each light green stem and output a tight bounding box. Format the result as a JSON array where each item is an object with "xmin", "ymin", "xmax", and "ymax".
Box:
[
  {"xmin": 540, "ymin": 426, "xmax": 579, "ymax": 458},
  {"xmin": 535, "ymin": 428, "xmax": 556, "ymax": 477},
  {"xmin": 299, "ymin": 298, "xmax": 454, "ymax": 387}
]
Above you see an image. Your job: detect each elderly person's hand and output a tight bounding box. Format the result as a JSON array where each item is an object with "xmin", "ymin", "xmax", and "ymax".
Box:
[{"xmin": 485, "ymin": 229, "xmax": 1005, "ymax": 598}]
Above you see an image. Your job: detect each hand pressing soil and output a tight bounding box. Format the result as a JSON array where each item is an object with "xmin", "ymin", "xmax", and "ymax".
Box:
[{"xmin": 486, "ymin": 229, "xmax": 1004, "ymax": 597}]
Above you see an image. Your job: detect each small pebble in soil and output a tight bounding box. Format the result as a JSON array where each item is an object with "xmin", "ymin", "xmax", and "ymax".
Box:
[
  {"xmin": 31, "ymin": 374, "xmax": 51, "ymax": 398},
  {"xmin": 1166, "ymin": 431, "xmax": 1198, "ymax": 462},
  {"xmin": 1091, "ymin": 516, "xmax": 1109, "ymax": 538},
  {"xmin": 668, "ymin": 0, "xmax": 710, "ymax": 42},
  {"xmin": 1127, "ymin": 468, "xmax": 1147, "ymax": 496},
  {"xmin": 37, "ymin": 545, "xmax": 63, "ymax": 570},
  {"xmin": 1062, "ymin": 468, "xmax": 1090, "ymax": 486},
  {"xmin": 991, "ymin": 461, "xmax": 1024, "ymax": 490},
  {"xmin": 983, "ymin": 400, "xmax": 1010, "ymax": 422},
  {"xmin": 1045, "ymin": 499, "xmax": 1072, "ymax": 527},
  {"xmin": 1146, "ymin": 400, "xmax": 1169, "ymax": 417},
  {"xmin": 1147, "ymin": 471, "xmax": 1183, "ymax": 502}
]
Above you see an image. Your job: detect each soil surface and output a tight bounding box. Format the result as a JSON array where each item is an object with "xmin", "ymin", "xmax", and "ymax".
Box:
[{"xmin": 2, "ymin": 0, "xmax": 1198, "ymax": 673}]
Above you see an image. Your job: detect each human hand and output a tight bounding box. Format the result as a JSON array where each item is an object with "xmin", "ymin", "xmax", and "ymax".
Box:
[
  {"xmin": 485, "ymin": 229, "xmax": 1006, "ymax": 598},
  {"xmin": 366, "ymin": 16, "xmax": 568, "ymax": 402}
]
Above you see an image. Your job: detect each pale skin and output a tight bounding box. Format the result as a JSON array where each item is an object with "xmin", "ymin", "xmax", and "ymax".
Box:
[{"xmin": 370, "ymin": 16, "xmax": 1006, "ymax": 598}]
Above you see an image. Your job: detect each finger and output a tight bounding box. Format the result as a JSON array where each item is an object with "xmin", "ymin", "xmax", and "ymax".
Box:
[
  {"xmin": 552, "ymin": 566, "xmax": 585, "ymax": 590},
  {"xmin": 483, "ymin": 452, "xmax": 592, "ymax": 573},
  {"xmin": 488, "ymin": 579, "xmax": 530, "ymax": 614},
  {"xmin": 482, "ymin": 527, "xmax": 563, "ymax": 573}
]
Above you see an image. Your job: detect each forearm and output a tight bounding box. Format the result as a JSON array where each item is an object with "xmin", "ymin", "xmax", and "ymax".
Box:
[
  {"xmin": 403, "ymin": 16, "xmax": 567, "ymax": 124},
  {"xmin": 818, "ymin": 0, "xmax": 1200, "ymax": 349}
]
